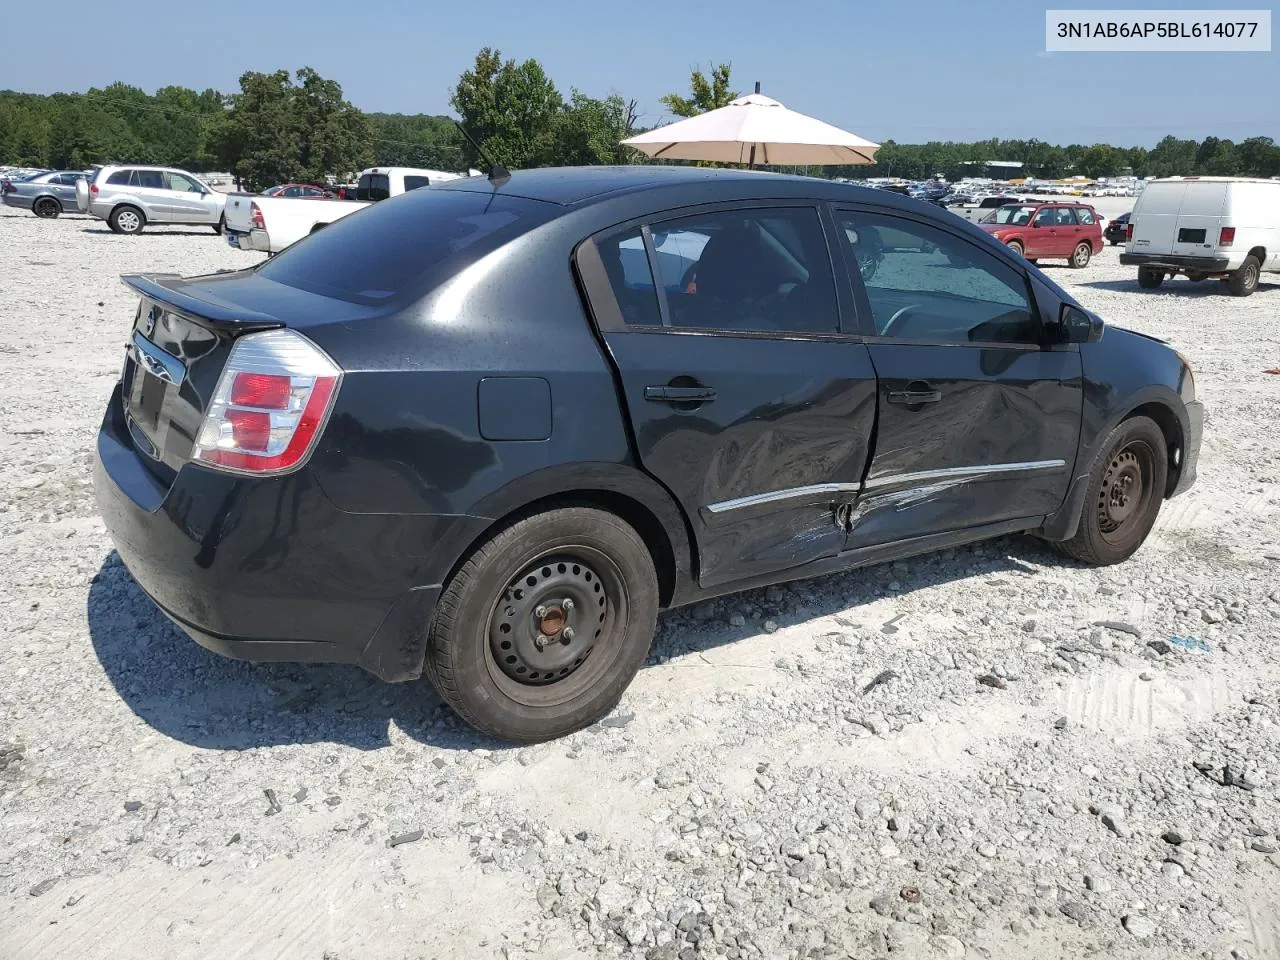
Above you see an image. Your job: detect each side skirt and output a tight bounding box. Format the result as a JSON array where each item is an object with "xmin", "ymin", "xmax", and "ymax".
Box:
[{"xmin": 672, "ymin": 516, "xmax": 1044, "ymax": 609}]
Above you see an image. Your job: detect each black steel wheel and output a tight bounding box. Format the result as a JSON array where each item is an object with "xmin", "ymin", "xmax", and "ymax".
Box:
[
  {"xmin": 1137, "ymin": 266, "xmax": 1164, "ymax": 289},
  {"xmin": 1054, "ymin": 416, "xmax": 1167, "ymax": 566},
  {"xmin": 33, "ymin": 197, "xmax": 60, "ymax": 219},
  {"xmin": 425, "ymin": 506, "xmax": 658, "ymax": 742}
]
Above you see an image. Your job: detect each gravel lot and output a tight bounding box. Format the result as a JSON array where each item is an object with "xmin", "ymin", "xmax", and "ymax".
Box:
[{"xmin": 2, "ymin": 201, "xmax": 1279, "ymax": 960}]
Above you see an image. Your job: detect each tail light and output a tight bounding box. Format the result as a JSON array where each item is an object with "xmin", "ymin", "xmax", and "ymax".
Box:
[
  {"xmin": 1219, "ymin": 226, "xmax": 1235, "ymax": 247},
  {"xmin": 90, "ymin": 184, "xmax": 99, "ymax": 196},
  {"xmin": 1125, "ymin": 221, "xmax": 1134, "ymax": 241},
  {"xmin": 250, "ymin": 201, "xmax": 265, "ymax": 230},
  {"xmin": 192, "ymin": 329, "xmax": 341, "ymax": 475}
]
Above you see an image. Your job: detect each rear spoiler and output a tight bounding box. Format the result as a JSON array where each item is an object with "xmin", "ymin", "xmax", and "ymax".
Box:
[{"xmin": 121, "ymin": 274, "xmax": 282, "ymax": 330}]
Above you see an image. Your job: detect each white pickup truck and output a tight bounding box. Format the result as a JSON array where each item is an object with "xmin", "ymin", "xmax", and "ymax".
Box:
[{"xmin": 224, "ymin": 166, "xmax": 469, "ymax": 255}]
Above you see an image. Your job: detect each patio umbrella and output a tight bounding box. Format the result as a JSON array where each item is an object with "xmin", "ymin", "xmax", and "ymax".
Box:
[{"xmin": 621, "ymin": 86, "xmax": 879, "ymax": 167}]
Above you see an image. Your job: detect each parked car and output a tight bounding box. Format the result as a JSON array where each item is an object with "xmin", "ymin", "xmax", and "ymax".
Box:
[
  {"xmin": 1121, "ymin": 176, "xmax": 1280, "ymax": 296},
  {"xmin": 262, "ymin": 183, "xmax": 334, "ymax": 198},
  {"xmin": 224, "ymin": 166, "xmax": 464, "ymax": 255},
  {"xmin": 75, "ymin": 165, "xmax": 226, "ymax": 234},
  {"xmin": 1, "ymin": 170, "xmax": 88, "ymax": 217},
  {"xmin": 1105, "ymin": 212, "xmax": 1131, "ymax": 246},
  {"xmin": 978, "ymin": 202, "xmax": 1103, "ymax": 267},
  {"xmin": 95, "ymin": 167, "xmax": 1202, "ymax": 742}
]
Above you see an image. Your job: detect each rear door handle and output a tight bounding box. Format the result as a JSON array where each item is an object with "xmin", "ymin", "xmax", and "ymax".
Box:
[
  {"xmin": 887, "ymin": 382, "xmax": 941, "ymax": 405},
  {"xmin": 645, "ymin": 385, "xmax": 717, "ymax": 403}
]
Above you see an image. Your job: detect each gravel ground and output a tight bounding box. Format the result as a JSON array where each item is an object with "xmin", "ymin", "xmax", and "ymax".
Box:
[{"xmin": 1, "ymin": 202, "xmax": 1279, "ymax": 960}]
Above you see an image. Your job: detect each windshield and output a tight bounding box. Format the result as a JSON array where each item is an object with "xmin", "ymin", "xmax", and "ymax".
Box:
[
  {"xmin": 989, "ymin": 205, "xmax": 1038, "ymax": 225},
  {"xmin": 257, "ymin": 187, "xmax": 559, "ymax": 306}
]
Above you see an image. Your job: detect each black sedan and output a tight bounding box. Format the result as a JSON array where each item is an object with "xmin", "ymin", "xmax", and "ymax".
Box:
[
  {"xmin": 1105, "ymin": 211, "xmax": 1131, "ymax": 245},
  {"xmin": 95, "ymin": 166, "xmax": 1203, "ymax": 742}
]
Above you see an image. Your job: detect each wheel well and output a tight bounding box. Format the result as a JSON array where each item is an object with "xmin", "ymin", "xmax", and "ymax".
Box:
[
  {"xmin": 112, "ymin": 203, "xmax": 144, "ymax": 219},
  {"xmin": 1246, "ymin": 246, "xmax": 1266, "ymax": 265},
  {"xmin": 445, "ymin": 490, "xmax": 681, "ymax": 608},
  {"xmin": 36, "ymin": 194, "xmax": 62, "ymax": 209},
  {"xmin": 1125, "ymin": 402, "xmax": 1182, "ymax": 497}
]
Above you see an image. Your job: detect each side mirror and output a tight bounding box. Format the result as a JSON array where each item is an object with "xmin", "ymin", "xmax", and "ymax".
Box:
[{"xmin": 1061, "ymin": 304, "xmax": 1104, "ymax": 344}]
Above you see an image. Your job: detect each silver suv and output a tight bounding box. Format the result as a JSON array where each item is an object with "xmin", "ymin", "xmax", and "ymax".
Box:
[{"xmin": 76, "ymin": 165, "xmax": 227, "ymax": 235}]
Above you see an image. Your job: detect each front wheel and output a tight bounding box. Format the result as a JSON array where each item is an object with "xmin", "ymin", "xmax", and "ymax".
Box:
[
  {"xmin": 1070, "ymin": 242, "xmax": 1092, "ymax": 269},
  {"xmin": 1006, "ymin": 240, "xmax": 1024, "ymax": 257},
  {"xmin": 1055, "ymin": 416, "xmax": 1167, "ymax": 566},
  {"xmin": 212, "ymin": 214, "xmax": 225, "ymax": 235},
  {"xmin": 1227, "ymin": 255, "xmax": 1260, "ymax": 297},
  {"xmin": 1137, "ymin": 266, "xmax": 1164, "ymax": 289},
  {"xmin": 33, "ymin": 197, "xmax": 60, "ymax": 219},
  {"xmin": 425, "ymin": 506, "xmax": 659, "ymax": 742}
]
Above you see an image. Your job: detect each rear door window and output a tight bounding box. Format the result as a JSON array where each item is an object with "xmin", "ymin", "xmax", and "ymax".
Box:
[
  {"xmin": 135, "ymin": 170, "xmax": 166, "ymax": 189},
  {"xmin": 594, "ymin": 228, "xmax": 663, "ymax": 327},
  {"xmin": 257, "ymin": 188, "xmax": 557, "ymax": 305},
  {"xmin": 107, "ymin": 170, "xmax": 133, "ymax": 186},
  {"xmin": 356, "ymin": 174, "xmax": 390, "ymax": 201},
  {"xmin": 646, "ymin": 207, "xmax": 839, "ymax": 334}
]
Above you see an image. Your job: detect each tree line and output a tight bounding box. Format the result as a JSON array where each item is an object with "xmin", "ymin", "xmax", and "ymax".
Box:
[{"xmin": 2, "ymin": 54, "xmax": 1278, "ymax": 190}]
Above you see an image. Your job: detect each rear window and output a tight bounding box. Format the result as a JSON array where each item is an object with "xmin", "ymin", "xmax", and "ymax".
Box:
[
  {"xmin": 356, "ymin": 173, "xmax": 390, "ymax": 202},
  {"xmin": 257, "ymin": 188, "xmax": 558, "ymax": 306},
  {"xmin": 403, "ymin": 175, "xmax": 431, "ymax": 191}
]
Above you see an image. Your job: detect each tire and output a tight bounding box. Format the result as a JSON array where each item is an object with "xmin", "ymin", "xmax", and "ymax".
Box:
[
  {"xmin": 1227, "ymin": 254, "xmax": 1261, "ymax": 297},
  {"xmin": 212, "ymin": 214, "xmax": 224, "ymax": 235},
  {"xmin": 1006, "ymin": 240, "xmax": 1024, "ymax": 257},
  {"xmin": 1109, "ymin": 239, "xmax": 1119, "ymax": 246},
  {"xmin": 424, "ymin": 506, "xmax": 659, "ymax": 743},
  {"xmin": 109, "ymin": 206, "xmax": 145, "ymax": 235},
  {"xmin": 33, "ymin": 197, "xmax": 60, "ymax": 219},
  {"xmin": 1070, "ymin": 242, "xmax": 1092, "ymax": 269},
  {"xmin": 1055, "ymin": 416, "xmax": 1167, "ymax": 566},
  {"xmin": 1137, "ymin": 266, "xmax": 1164, "ymax": 289}
]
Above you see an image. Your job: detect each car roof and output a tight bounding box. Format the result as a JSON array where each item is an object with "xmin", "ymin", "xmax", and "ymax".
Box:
[{"xmin": 434, "ymin": 164, "xmax": 885, "ymax": 207}]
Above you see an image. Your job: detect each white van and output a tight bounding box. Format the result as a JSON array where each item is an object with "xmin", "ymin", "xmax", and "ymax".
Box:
[{"xmin": 1121, "ymin": 177, "xmax": 1280, "ymax": 296}]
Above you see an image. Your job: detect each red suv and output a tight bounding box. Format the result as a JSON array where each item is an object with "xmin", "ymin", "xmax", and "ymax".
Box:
[{"xmin": 979, "ymin": 202, "xmax": 1103, "ymax": 268}]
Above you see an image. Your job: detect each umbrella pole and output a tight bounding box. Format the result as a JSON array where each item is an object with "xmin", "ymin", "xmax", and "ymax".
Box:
[{"xmin": 748, "ymin": 144, "xmax": 756, "ymax": 170}]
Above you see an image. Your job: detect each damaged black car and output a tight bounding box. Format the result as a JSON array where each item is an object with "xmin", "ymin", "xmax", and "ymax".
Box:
[{"xmin": 96, "ymin": 166, "xmax": 1202, "ymax": 742}]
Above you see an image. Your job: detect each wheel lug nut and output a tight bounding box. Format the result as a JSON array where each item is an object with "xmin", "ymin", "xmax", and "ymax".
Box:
[
  {"xmin": 562, "ymin": 598, "xmax": 574, "ymax": 611},
  {"xmin": 562, "ymin": 627, "xmax": 575, "ymax": 642},
  {"xmin": 534, "ymin": 605, "xmax": 548, "ymax": 618},
  {"xmin": 535, "ymin": 634, "xmax": 549, "ymax": 649}
]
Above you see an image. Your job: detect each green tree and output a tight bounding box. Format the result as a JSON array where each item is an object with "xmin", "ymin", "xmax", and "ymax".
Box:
[
  {"xmin": 660, "ymin": 64, "xmax": 737, "ymax": 118},
  {"xmin": 1237, "ymin": 136, "xmax": 1280, "ymax": 177},
  {"xmin": 1077, "ymin": 144, "xmax": 1118, "ymax": 178},
  {"xmin": 1146, "ymin": 135, "xmax": 1198, "ymax": 177},
  {"xmin": 552, "ymin": 91, "xmax": 639, "ymax": 166},
  {"xmin": 451, "ymin": 47, "xmax": 564, "ymax": 169}
]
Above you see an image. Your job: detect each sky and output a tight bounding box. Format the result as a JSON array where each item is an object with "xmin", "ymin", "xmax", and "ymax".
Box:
[{"xmin": 2, "ymin": 0, "xmax": 1276, "ymax": 147}]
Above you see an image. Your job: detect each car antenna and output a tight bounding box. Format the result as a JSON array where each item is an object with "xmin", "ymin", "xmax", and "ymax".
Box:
[{"xmin": 454, "ymin": 122, "xmax": 510, "ymax": 183}]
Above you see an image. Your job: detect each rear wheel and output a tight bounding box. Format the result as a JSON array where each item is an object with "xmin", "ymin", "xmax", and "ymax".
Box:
[
  {"xmin": 424, "ymin": 506, "xmax": 659, "ymax": 742},
  {"xmin": 1070, "ymin": 242, "xmax": 1092, "ymax": 269},
  {"xmin": 109, "ymin": 206, "xmax": 145, "ymax": 235},
  {"xmin": 1137, "ymin": 266, "xmax": 1164, "ymax": 289},
  {"xmin": 33, "ymin": 197, "xmax": 60, "ymax": 219},
  {"xmin": 1006, "ymin": 240, "xmax": 1024, "ymax": 257},
  {"xmin": 1055, "ymin": 416, "xmax": 1167, "ymax": 566},
  {"xmin": 1227, "ymin": 255, "xmax": 1260, "ymax": 297}
]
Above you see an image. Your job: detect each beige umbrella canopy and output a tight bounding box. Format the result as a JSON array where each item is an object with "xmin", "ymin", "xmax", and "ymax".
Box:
[{"xmin": 622, "ymin": 89, "xmax": 880, "ymax": 167}]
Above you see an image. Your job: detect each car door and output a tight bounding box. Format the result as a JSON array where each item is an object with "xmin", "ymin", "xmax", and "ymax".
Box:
[
  {"xmin": 577, "ymin": 203, "xmax": 878, "ymax": 588},
  {"xmin": 129, "ymin": 169, "xmax": 172, "ymax": 220},
  {"xmin": 832, "ymin": 206, "xmax": 1082, "ymax": 548},
  {"xmin": 53, "ymin": 174, "xmax": 80, "ymax": 205},
  {"xmin": 1029, "ymin": 207, "xmax": 1068, "ymax": 257},
  {"xmin": 162, "ymin": 172, "xmax": 212, "ymax": 223}
]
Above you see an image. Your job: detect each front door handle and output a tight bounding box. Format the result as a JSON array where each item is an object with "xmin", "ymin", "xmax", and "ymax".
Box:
[
  {"xmin": 887, "ymin": 381, "xmax": 941, "ymax": 405},
  {"xmin": 645, "ymin": 385, "xmax": 717, "ymax": 403}
]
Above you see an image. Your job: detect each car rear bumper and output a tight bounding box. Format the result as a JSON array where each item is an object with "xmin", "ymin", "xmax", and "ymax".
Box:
[
  {"xmin": 1120, "ymin": 252, "xmax": 1233, "ymax": 272},
  {"xmin": 225, "ymin": 227, "xmax": 270, "ymax": 252},
  {"xmin": 93, "ymin": 385, "xmax": 484, "ymax": 682},
  {"xmin": 1173, "ymin": 399, "xmax": 1203, "ymax": 497},
  {"xmin": 2, "ymin": 194, "xmax": 35, "ymax": 210}
]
